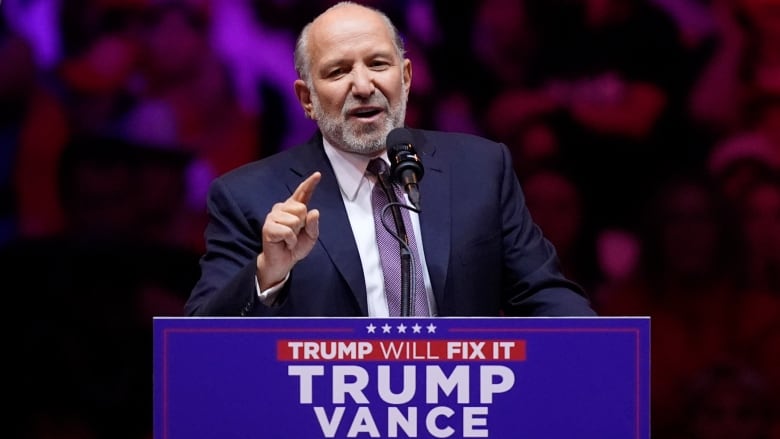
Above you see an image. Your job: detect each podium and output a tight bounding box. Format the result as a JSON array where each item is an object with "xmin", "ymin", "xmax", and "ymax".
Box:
[{"xmin": 153, "ymin": 317, "xmax": 649, "ymax": 438}]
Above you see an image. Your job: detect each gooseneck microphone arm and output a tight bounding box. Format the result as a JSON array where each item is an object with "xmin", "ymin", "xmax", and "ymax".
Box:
[
  {"xmin": 374, "ymin": 170, "xmax": 415, "ymax": 317},
  {"xmin": 398, "ymin": 171, "xmax": 421, "ymax": 211}
]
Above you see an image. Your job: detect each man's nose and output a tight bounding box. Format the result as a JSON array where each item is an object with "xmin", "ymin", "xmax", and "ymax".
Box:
[{"xmin": 351, "ymin": 67, "xmax": 375, "ymax": 97}]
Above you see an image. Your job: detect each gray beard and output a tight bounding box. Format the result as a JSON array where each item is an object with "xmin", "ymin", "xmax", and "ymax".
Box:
[{"xmin": 312, "ymin": 90, "xmax": 407, "ymax": 156}]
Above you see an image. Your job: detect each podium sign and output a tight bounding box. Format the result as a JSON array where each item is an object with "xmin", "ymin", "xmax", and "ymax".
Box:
[{"xmin": 154, "ymin": 317, "xmax": 649, "ymax": 439}]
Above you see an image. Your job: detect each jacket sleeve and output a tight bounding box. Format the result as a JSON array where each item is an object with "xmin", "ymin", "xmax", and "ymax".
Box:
[
  {"xmin": 184, "ymin": 178, "xmax": 283, "ymax": 316},
  {"xmin": 496, "ymin": 143, "xmax": 598, "ymax": 317}
]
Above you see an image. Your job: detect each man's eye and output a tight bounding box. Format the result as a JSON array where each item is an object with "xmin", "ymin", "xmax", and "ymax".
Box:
[{"xmin": 326, "ymin": 68, "xmax": 346, "ymax": 78}]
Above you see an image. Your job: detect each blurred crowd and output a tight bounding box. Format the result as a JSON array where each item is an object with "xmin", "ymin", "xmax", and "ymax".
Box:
[{"xmin": 1, "ymin": 0, "xmax": 778, "ymax": 438}]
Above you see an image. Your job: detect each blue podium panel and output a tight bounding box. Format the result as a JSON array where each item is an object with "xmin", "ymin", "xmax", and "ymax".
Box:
[{"xmin": 154, "ymin": 317, "xmax": 649, "ymax": 439}]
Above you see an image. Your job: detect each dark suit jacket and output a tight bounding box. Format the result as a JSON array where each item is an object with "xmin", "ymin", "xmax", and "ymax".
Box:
[{"xmin": 185, "ymin": 128, "xmax": 597, "ymax": 317}]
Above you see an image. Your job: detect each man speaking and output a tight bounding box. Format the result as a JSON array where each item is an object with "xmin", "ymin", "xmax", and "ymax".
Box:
[{"xmin": 184, "ymin": 1, "xmax": 597, "ymax": 318}]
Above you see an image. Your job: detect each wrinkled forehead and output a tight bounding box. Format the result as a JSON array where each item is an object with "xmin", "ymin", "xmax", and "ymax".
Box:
[
  {"xmin": 307, "ymin": 9, "xmax": 397, "ymax": 63},
  {"xmin": 310, "ymin": 6, "xmax": 393, "ymax": 47}
]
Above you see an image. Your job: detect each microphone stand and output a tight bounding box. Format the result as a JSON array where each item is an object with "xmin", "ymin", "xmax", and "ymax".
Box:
[{"xmin": 375, "ymin": 171, "xmax": 414, "ymax": 316}]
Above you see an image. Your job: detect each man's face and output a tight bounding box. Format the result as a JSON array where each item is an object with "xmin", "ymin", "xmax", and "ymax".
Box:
[{"xmin": 296, "ymin": 6, "xmax": 412, "ymax": 155}]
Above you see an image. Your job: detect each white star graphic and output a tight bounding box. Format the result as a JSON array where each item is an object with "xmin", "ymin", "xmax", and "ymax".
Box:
[
  {"xmin": 412, "ymin": 323, "xmax": 422, "ymax": 333},
  {"xmin": 366, "ymin": 323, "xmax": 376, "ymax": 334},
  {"xmin": 382, "ymin": 324, "xmax": 392, "ymax": 334},
  {"xmin": 397, "ymin": 323, "xmax": 407, "ymax": 333},
  {"xmin": 426, "ymin": 323, "xmax": 437, "ymax": 334}
]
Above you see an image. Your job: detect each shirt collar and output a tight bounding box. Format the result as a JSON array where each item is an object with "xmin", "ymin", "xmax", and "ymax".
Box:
[{"xmin": 322, "ymin": 137, "xmax": 388, "ymax": 201}]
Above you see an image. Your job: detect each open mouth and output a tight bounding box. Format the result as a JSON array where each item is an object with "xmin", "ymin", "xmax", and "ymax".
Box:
[{"xmin": 350, "ymin": 107, "xmax": 383, "ymax": 119}]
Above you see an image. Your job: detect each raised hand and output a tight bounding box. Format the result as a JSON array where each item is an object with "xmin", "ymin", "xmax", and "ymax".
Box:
[{"xmin": 256, "ymin": 172, "xmax": 321, "ymax": 290}]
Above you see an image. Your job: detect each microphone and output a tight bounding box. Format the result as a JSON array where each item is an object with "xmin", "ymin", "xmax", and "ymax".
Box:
[{"xmin": 386, "ymin": 127, "xmax": 424, "ymax": 210}]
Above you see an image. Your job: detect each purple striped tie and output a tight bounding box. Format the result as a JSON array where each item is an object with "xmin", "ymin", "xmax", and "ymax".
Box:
[{"xmin": 367, "ymin": 158, "xmax": 430, "ymax": 316}]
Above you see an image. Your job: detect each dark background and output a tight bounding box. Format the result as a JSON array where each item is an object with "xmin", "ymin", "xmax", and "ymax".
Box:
[{"xmin": 1, "ymin": 0, "xmax": 778, "ymax": 437}]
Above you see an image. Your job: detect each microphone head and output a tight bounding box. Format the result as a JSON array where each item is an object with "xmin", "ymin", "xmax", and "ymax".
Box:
[{"xmin": 386, "ymin": 127, "xmax": 423, "ymax": 182}]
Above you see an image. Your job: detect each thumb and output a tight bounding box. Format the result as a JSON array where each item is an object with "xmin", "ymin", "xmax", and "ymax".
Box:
[
  {"xmin": 304, "ymin": 209, "xmax": 319, "ymax": 240},
  {"xmin": 292, "ymin": 209, "xmax": 319, "ymax": 263}
]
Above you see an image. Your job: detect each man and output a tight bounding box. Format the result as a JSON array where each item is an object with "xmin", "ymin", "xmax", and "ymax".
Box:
[{"xmin": 185, "ymin": 1, "xmax": 597, "ymax": 317}]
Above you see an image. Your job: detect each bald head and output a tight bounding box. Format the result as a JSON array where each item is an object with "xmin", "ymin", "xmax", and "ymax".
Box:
[{"xmin": 294, "ymin": 1, "xmax": 405, "ymax": 85}]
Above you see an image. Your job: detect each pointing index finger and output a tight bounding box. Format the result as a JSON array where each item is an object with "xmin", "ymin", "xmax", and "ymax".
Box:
[{"xmin": 292, "ymin": 172, "xmax": 322, "ymax": 205}]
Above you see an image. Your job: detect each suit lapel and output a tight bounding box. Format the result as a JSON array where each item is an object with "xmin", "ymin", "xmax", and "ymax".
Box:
[
  {"xmin": 286, "ymin": 137, "xmax": 369, "ymax": 315},
  {"xmin": 414, "ymin": 131, "xmax": 451, "ymax": 309}
]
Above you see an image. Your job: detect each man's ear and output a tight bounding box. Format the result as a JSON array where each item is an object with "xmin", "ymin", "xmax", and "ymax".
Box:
[
  {"xmin": 294, "ymin": 79, "xmax": 314, "ymax": 119},
  {"xmin": 403, "ymin": 58, "xmax": 412, "ymax": 95}
]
